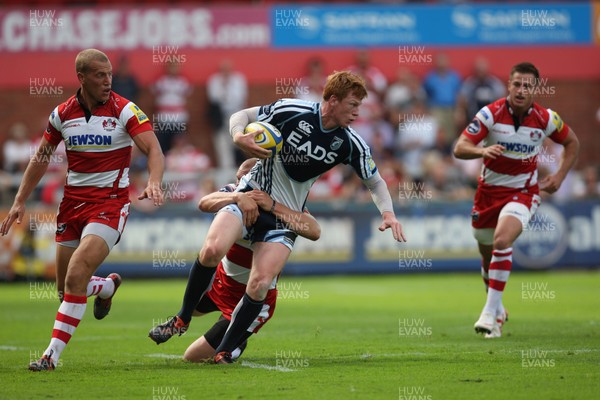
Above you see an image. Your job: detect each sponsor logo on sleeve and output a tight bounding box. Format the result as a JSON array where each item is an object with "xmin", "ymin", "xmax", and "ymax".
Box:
[
  {"xmin": 551, "ymin": 111, "xmax": 564, "ymax": 132},
  {"xmin": 129, "ymin": 104, "xmax": 148, "ymax": 124},
  {"xmin": 367, "ymin": 156, "xmax": 376, "ymax": 172},
  {"xmin": 466, "ymin": 118, "xmax": 481, "ymax": 135}
]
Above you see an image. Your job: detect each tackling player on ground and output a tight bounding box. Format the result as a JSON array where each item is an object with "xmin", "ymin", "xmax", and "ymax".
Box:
[
  {"xmin": 0, "ymin": 49, "xmax": 164, "ymax": 370},
  {"xmin": 453, "ymin": 62, "xmax": 579, "ymax": 338}
]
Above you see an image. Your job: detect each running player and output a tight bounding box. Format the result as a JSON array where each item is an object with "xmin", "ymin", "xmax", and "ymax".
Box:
[
  {"xmin": 165, "ymin": 159, "xmax": 321, "ymax": 362},
  {"xmin": 152, "ymin": 70, "xmax": 406, "ymax": 364},
  {"xmin": 453, "ymin": 62, "xmax": 579, "ymax": 338},
  {"xmin": 0, "ymin": 49, "xmax": 165, "ymax": 370}
]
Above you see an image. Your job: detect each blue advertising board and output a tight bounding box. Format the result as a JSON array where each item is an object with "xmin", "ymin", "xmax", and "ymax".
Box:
[
  {"xmin": 271, "ymin": 3, "xmax": 591, "ymax": 48},
  {"xmin": 92, "ymin": 200, "xmax": 600, "ymax": 278}
]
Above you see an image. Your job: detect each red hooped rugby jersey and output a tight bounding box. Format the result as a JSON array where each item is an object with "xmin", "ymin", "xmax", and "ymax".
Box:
[
  {"xmin": 462, "ymin": 97, "xmax": 569, "ymax": 191},
  {"xmin": 208, "ymin": 241, "xmax": 279, "ymax": 321},
  {"xmin": 44, "ymin": 91, "xmax": 152, "ymax": 202}
]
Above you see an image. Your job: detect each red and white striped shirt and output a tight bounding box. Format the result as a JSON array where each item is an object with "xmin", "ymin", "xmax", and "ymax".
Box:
[
  {"xmin": 462, "ymin": 97, "xmax": 569, "ymax": 191},
  {"xmin": 44, "ymin": 90, "xmax": 152, "ymax": 202}
]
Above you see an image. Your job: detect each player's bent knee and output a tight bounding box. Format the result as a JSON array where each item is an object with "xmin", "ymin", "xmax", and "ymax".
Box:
[
  {"xmin": 246, "ymin": 279, "xmax": 270, "ymax": 301},
  {"xmin": 183, "ymin": 338, "xmax": 215, "ymax": 363},
  {"xmin": 493, "ymin": 236, "xmax": 513, "ymax": 250},
  {"xmin": 64, "ymin": 272, "xmax": 88, "ymax": 294},
  {"xmin": 183, "ymin": 348, "xmax": 203, "ymax": 363},
  {"xmin": 199, "ymin": 244, "xmax": 225, "ymax": 267}
]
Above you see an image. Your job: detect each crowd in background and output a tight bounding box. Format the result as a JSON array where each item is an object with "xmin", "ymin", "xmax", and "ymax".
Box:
[{"xmin": 1, "ymin": 52, "xmax": 599, "ymax": 213}]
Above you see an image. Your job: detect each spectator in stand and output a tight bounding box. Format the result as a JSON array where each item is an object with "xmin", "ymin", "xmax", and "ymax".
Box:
[
  {"xmin": 456, "ymin": 57, "xmax": 505, "ymax": 129},
  {"xmin": 297, "ymin": 56, "xmax": 327, "ymax": 103},
  {"xmin": 308, "ymin": 167, "xmax": 345, "ymax": 201},
  {"xmin": 111, "ymin": 55, "xmax": 140, "ymax": 104},
  {"xmin": 422, "ymin": 53, "xmax": 462, "ymax": 148},
  {"xmin": 3, "ymin": 122, "xmax": 32, "ymax": 173},
  {"xmin": 337, "ymin": 169, "xmax": 372, "ymax": 204},
  {"xmin": 207, "ymin": 59, "xmax": 248, "ymax": 169},
  {"xmin": 347, "ymin": 49, "xmax": 388, "ymax": 98},
  {"xmin": 422, "ymin": 152, "xmax": 474, "ymax": 201},
  {"xmin": 397, "ymin": 100, "xmax": 441, "ymax": 182},
  {"xmin": 164, "ymin": 134, "xmax": 211, "ymax": 204},
  {"xmin": 0, "ymin": 170, "xmax": 11, "ymax": 205},
  {"xmin": 385, "ymin": 67, "xmax": 426, "ymax": 113},
  {"xmin": 351, "ymin": 89, "xmax": 396, "ymax": 152},
  {"xmin": 574, "ymin": 166, "xmax": 600, "ymax": 199},
  {"xmin": 151, "ymin": 61, "xmax": 192, "ymax": 153},
  {"xmin": 385, "ymin": 67, "xmax": 427, "ymax": 147}
]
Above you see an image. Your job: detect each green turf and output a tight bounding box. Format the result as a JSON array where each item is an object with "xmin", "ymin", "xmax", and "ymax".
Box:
[{"xmin": 0, "ymin": 271, "xmax": 599, "ymax": 400}]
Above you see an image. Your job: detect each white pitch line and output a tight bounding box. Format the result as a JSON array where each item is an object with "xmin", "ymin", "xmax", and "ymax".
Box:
[
  {"xmin": 341, "ymin": 349, "xmax": 600, "ymax": 359},
  {"xmin": 143, "ymin": 354, "xmax": 296, "ymax": 371},
  {"xmin": 240, "ymin": 361, "xmax": 296, "ymax": 372},
  {"xmin": 145, "ymin": 353, "xmax": 182, "ymax": 359},
  {"xmin": 0, "ymin": 345, "xmax": 26, "ymax": 351}
]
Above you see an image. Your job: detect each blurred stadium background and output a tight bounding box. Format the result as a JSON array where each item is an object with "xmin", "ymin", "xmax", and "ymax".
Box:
[{"xmin": 0, "ymin": 0, "xmax": 599, "ymax": 282}]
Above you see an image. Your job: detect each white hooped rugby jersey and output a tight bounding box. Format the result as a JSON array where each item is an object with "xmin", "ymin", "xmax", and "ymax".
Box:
[
  {"xmin": 44, "ymin": 90, "xmax": 152, "ymax": 202},
  {"xmin": 238, "ymin": 98, "xmax": 378, "ymax": 211},
  {"xmin": 462, "ymin": 97, "xmax": 569, "ymax": 191}
]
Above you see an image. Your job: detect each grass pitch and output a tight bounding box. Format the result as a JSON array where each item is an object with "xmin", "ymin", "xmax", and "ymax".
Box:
[{"xmin": 0, "ymin": 271, "xmax": 598, "ymax": 399}]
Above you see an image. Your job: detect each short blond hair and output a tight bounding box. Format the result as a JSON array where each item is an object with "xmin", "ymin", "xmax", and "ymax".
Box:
[
  {"xmin": 322, "ymin": 71, "xmax": 368, "ymax": 101},
  {"xmin": 75, "ymin": 49, "xmax": 110, "ymax": 74}
]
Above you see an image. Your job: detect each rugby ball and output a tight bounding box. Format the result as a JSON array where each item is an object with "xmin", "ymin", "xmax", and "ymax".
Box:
[{"xmin": 244, "ymin": 121, "xmax": 283, "ymax": 155}]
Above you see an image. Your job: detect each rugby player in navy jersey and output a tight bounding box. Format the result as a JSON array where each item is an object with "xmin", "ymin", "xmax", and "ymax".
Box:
[{"xmin": 150, "ymin": 71, "xmax": 406, "ymax": 364}]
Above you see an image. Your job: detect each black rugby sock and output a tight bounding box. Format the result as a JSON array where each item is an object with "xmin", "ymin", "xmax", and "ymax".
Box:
[
  {"xmin": 177, "ymin": 258, "xmax": 216, "ymax": 323},
  {"xmin": 216, "ymin": 293, "xmax": 264, "ymax": 354}
]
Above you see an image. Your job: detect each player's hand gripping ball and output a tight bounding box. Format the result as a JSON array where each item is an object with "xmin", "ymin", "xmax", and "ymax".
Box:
[{"xmin": 244, "ymin": 121, "xmax": 283, "ymax": 156}]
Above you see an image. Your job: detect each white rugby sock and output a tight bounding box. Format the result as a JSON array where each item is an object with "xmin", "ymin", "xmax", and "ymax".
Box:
[
  {"xmin": 482, "ymin": 248, "xmax": 512, "ymax": 315},
  {"xmin": 43, "ymin": 293, "xmax": 87, "ymax": 365},
  {"xmin": 86, "ymin": 276, "xmax": 115, "ymax": 299}
]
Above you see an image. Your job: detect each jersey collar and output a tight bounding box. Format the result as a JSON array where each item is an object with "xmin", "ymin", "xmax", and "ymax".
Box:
[
  {"xmin": 317, "ymin": 102, "xmax": 340, "ymax": 133},
  {"xmin": 76, "ymin": 88, "xmax": 109, "ymax": 122},
  {"xmin": 506, "ymin": 96, "xmax": 533, "ymax": 116},
  {"xmin": 506, "ymin": 96, "xmax": 534, "ymax": 131}
]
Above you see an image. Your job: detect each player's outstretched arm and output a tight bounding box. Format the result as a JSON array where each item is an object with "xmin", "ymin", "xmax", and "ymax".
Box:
[
  {"xmin": 245, "ymin": 190, "xmax": 321, "ymax": 241},
  {"xmin": 1, "ymin": 137, "xmax": 56, "ymax": 236},
  {"xmin": 229, "ymin": 107, "xmax": 272, "ymax": 159},
  {"xmin": 453, "ymin": 135, "xmax": 505, "ymax": 160},
  {"xmin": 362, "ymin": 172, "xmax": 407, "ymax": 242},
  {"xmin": 540, "ymin": 127, "xmax": 579, "ymax": 194},
  {"xmin": 132, "ymin": 130, "xmax": 165, "ymax": 207}
]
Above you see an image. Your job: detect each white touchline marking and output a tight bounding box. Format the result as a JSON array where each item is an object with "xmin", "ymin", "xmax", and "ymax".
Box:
[
  {"xmin": 240, "ymin": 361, "xmax": 297, "ymax": 372},
  {"xmin": 0, "ymin": 345, "xmax": 25, "ymax": 351},
  {"xmin": 143, "ymin": 354, "xmax": 296, "ymax": 371},
  {"xmin": 145, "ymin": 353, "xmax": 182, "ymax": 359},
  {"xmin": 343, "ymin": 349, "xmax": 600, "ymax": 359}
]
